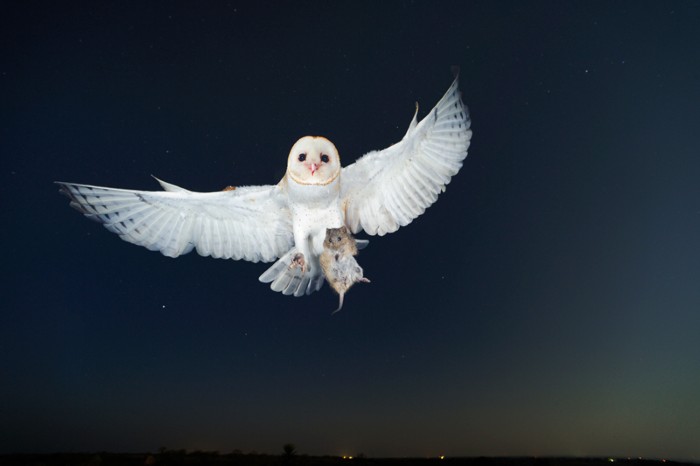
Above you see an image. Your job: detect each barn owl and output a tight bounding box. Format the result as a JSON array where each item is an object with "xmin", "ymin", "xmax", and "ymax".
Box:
[{"xmin": 57, "ymin": 76, "xmax": 472, "ymax": 300}]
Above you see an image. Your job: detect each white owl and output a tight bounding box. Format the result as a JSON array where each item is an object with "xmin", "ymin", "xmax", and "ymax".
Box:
[{"xmin": 57, "ymin": 76, "xmax": 472, "ymax": 298}]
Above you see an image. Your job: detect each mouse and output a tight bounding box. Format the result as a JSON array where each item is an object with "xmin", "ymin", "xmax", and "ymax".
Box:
[{"xmin": 319, "ymin": 226, "xmax": 370, "ymax": 314}]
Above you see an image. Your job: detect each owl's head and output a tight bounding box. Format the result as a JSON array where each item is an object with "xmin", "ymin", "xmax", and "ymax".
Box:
[{"xmin": 286, "ymin": 136, "xmax": 341, "ymax": 185}]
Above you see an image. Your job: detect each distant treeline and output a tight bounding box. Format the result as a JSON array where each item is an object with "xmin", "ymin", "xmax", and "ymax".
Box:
[{"xmin": 0, "ymin": 453, "xmax": 695, "ymax": 466}]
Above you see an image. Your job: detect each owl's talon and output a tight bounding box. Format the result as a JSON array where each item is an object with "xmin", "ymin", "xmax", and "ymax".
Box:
[{"xmin": 290, "ymin": 252, "xmax": 306, "ymax": 274}]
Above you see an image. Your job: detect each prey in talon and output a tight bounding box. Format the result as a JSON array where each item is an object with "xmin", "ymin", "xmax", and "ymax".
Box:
[{"xmin": 319, "ymin": 226, "xmax": 370, "ymax": 313}]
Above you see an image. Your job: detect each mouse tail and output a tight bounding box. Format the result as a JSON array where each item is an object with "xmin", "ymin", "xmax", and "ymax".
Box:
[{"xmin": 331, "ymin": 292, "xmax": 345, "ymax": 315}]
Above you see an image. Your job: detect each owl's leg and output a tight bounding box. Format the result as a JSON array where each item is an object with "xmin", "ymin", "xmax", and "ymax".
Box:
[{"xmin": 290, "ymin": 252, "xmax": 306, "ymax": 274}]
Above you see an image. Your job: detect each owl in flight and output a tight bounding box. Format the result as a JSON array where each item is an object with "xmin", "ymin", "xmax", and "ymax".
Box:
[{"xmin": 57, "ymin": 76, "xmax": 472, "ymax": 300}]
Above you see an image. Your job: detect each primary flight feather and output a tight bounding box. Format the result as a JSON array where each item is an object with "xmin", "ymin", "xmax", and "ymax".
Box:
[{"xmin": 57, "ymin": 75, "xmax": 472, "ymax": 300}]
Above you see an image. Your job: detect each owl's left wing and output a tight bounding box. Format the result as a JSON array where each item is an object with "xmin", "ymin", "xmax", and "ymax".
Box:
[
  {"xmin": 340, "ymin": 77, "xmax": 472, "ymax": 236},
  {"xmin": 57, "ymin": 178, "xmax": 293, "ymax": 262}
]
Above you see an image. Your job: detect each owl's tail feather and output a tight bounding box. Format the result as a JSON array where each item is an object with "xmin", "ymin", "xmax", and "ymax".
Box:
[{"xmin": 258, "ymin": 248, "xmax": 325, "ymax": 297}]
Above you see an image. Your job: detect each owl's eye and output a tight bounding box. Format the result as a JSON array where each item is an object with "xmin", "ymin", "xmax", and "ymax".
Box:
[
  {"xmin": 321, "ymin": 154, "xmax": 329, "ymax": 163},
  {"xmin": 298, "ymin": 153, "xmax": 306, "ymax": 162}
]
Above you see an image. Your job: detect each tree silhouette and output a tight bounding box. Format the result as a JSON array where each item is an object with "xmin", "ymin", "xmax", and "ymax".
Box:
[{"xmin": 283, "ymin": 443, "xmax": 296, "ymax": 457}]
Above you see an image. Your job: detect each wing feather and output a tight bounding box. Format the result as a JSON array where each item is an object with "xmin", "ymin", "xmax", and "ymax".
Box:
[
  {"xmin": 57, "ymin": 180, "xmax": 293, "ymax": 263},
  {"xmin": 341, "ymin": 76, "xmax": 472, "ymax": 236}
]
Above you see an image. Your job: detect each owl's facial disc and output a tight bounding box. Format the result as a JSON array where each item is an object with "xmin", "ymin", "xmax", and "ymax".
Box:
[{"xmin": 288, "ymin": 136, "xmax": 341, "ymax": 185}]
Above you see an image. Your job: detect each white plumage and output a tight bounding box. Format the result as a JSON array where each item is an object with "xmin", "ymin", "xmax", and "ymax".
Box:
[
  {"xmin": 60, "ymin": 179, "xmax": 292, "ymax": 262},
  {"xmin": 342, "ymin": 77, "xmax": 470, "ymax": 236},
  {"xmin": 57, "ymin": 75, "xmax": 472, "ymax": 299}
]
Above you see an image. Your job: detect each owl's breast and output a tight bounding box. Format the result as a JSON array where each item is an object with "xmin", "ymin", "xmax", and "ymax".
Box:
[{"xmin": 286, "ymin": 174, "xmax": 344, "ymax": 258}]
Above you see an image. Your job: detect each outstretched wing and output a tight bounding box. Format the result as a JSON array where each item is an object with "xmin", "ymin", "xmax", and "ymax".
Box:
[
  {"xmin": 340, "ymin": 76, "xmax": 472, "ymax": 236},
  {"xmin": 57, "ymin": 178, "xmax": 293, "ymax": 263}
]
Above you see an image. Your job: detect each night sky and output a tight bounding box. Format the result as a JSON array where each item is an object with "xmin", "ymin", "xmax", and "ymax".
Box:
[{"xmin": 2, "ymin": 1, "xmax": 700, "ymax": 460}]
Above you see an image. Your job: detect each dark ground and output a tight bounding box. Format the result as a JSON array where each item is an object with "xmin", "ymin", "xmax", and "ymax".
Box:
[{"xmin": 0, "ymin": 454, "xmax": 695, "ymax": 466}]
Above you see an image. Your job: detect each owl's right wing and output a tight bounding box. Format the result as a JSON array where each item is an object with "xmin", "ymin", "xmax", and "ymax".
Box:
[{"xmin": 57, "ymin": 178, "xmax": 293, "ymax": 263}]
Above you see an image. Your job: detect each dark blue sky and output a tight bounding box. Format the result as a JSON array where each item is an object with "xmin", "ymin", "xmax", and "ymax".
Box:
[{"xmin": 2, "ymin": 0, "xmax": 700, "ymax": 460}]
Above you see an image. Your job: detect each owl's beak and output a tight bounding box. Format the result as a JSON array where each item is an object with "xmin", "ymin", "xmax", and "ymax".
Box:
[{"xmin": 309, "ymin": 163, "xmax": 319, "ymax": 175}]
